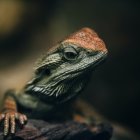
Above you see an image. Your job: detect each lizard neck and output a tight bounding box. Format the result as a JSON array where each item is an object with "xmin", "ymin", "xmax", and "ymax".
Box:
[{"xmin": 16, "ymin": 91, "xmax": 75, "ymax": 121}]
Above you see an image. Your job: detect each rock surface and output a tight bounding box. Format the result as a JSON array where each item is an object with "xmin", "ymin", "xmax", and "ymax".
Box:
[{"xmin": 0, "ymin": 119, "xmax": 112, "ymax": 140}]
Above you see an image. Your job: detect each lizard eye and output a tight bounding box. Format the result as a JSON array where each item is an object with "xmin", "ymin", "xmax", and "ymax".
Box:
[{"xmin": 63, "ymin": 47, "xmax": 78, "ymax": 60}]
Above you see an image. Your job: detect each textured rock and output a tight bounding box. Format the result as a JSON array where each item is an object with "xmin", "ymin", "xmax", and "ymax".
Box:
[{"xmin": 0, "ymin": 119, "xmax": 112, "ymax": 140}]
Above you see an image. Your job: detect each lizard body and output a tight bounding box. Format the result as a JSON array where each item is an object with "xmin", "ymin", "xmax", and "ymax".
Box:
[{"xmin": 0, "ymin": 27, "xmax": 108, "ymax": 136}]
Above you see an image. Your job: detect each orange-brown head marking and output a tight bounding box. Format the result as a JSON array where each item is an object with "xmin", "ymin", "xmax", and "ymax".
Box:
[
  {"xmin": 63, "ymin": 27, "xmax": 107, "ymax": 53},
  {"xmin": 28, "ymin": 27, "xmax": 108, "ymax": 104}
]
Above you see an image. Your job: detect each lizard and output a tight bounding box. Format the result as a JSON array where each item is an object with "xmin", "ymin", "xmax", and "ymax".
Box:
[{"xmin": 0, "ymin": 27, "xmax": 108, "ymax": 136}]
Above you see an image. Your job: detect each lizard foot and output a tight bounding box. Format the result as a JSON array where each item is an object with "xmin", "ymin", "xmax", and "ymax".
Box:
[{"xmin": 0, "ymin": 112, "xmax": 27, "ymax": 136}]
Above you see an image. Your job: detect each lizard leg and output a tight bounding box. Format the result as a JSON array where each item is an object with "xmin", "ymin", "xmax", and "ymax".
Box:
[{"xmin": 0, "ymin": 90, "xmax": 27, "ymax": 136}]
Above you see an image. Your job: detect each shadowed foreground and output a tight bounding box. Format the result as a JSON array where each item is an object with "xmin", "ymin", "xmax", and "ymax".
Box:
[{"xmin": 0, "ymin": 119, "xmax": 112, "ymax": 140}]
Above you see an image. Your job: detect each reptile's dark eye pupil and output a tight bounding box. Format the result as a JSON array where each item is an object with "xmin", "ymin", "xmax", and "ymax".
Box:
[{"xmin": 65, "ymin": 52, "xmax": 76, "ymax": 59}]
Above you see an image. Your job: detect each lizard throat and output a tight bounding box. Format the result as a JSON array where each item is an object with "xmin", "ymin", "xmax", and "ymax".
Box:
[{"xmin": 25, "ymin": 72, "xmax": 87, "ymax": 105}]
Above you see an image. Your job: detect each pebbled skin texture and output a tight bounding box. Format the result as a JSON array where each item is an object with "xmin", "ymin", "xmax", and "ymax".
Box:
[
  {"xmin": 0, "ymin": 27, "xmax": 108, "ymax": 136},
  {"xmin": 64, "ymin": 28, "xmax": 107, "ymax": 52}
]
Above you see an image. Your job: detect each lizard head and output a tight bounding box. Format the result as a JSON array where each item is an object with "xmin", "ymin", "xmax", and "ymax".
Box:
[{"xmin": 25, "ymin": 27, "xmax": 108, "ymax": 104}]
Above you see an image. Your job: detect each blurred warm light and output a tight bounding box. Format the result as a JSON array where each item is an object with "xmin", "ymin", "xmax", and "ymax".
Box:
[{"xmin": 0, "ymin": 1, "xmax": 25, "ymax": 36}]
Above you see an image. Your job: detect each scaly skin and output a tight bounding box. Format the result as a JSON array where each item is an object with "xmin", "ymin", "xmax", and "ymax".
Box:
[
  {"xmin": 0, "ymin": 27, "xmax": 108, "ymax": 136},
  {"xmin": 0, "ymin": 90, "xmax": 27, "ymax": 135}
]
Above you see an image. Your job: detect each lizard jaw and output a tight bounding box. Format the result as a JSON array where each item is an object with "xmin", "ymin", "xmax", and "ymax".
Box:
[{"xmin": 25, "ymin": 70, "xmax": 85, "ymax": 104}]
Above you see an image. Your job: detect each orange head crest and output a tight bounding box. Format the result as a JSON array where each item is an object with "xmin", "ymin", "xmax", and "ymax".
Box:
[{"xmin": 63, "ymin": 27, "xmax": 107, "ymax": 53}]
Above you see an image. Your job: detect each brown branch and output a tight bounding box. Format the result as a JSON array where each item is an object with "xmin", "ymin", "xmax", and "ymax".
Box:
[{"xmin": 0, "ymin": 119, "xmax": 112, "ymax": 140}]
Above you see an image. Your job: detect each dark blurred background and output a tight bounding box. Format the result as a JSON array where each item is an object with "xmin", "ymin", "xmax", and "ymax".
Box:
[{"xmin": 0, "ymin": 0, "xmax": 140, "ymax": 139}]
